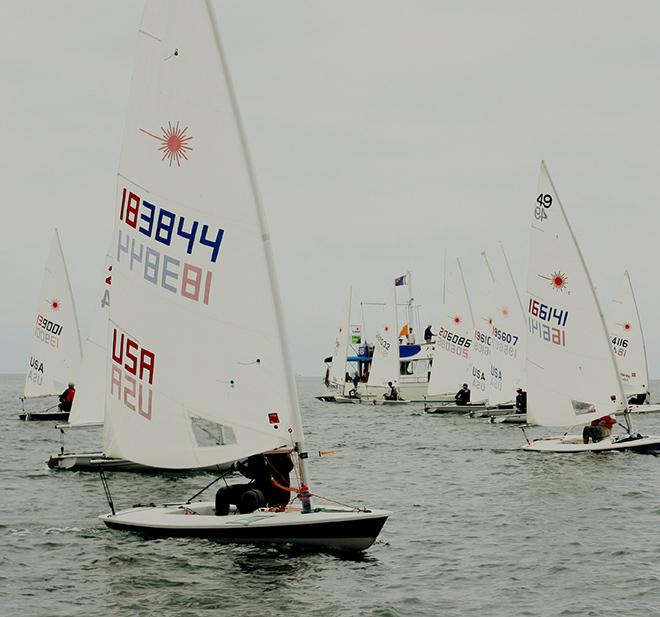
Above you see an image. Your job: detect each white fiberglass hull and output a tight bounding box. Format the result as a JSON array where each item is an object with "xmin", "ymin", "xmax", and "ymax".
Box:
[
  {"xmin": 100, "ymin": 501, "xmax": 389, "ymax": 552},
  {"xmin": 523, "ymin": 434, "xmax": 660, "ymax": 453},
  {"xmin": 315, "ymin": 395, "xmax": 360, "ymax": 404},
  {"xmin": 490, "ymin": 413, "xmax": 527, "ymax": 424},
  {"xmin": 426, "ymin": 402, "xmax": 488, "ymax": 414},
  {"xmin": 370, "ymin": 399, "xmax": 409, "ymax": 406}
]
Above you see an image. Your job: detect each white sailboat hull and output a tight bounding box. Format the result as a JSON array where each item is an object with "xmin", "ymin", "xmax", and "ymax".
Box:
[
  {"xmin": 523, "ymin": 434, "xmax": 660, "ymax": 453},
  {"xmin": 490, "ymin": 413, "xmax": 526, "ymax": 424},
  {"xmin": 100, "ymin": 502, "xmax": 389, "ymax": 552},
  {"xmin": 315, "ymin": 394, "xmax": 361, "ymax": 404}
]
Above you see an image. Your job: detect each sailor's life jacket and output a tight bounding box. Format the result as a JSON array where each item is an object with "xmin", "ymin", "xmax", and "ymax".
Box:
[{"xmin": 59, "ymin": 387, "xmax": 76, "ymax": 412}]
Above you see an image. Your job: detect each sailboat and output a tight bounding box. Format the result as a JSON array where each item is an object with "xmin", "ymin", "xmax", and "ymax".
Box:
[
  {"xmin": 99, "ymin": 1, "xmax": 389, "ymax": 550},
  {"xmin": 608, "ymin": 271, "xmax": 660, "ymax": 414},
  {"xmin": 425, "ymin": 257, "xmax": 479, "ymax": 413},
  {"xmin": 316, "ymin": 287, "xmax": 360, "ymax": 403},
  {"xmin": 522, "ymin": 162, "xmax": 660, "ymax": 453},
  {"xmin": 362, "ymin": 286, "xmax": 407, "ymax": 405},
  {"xmin": 19, "ymin": 229, "xmax": 82, "ymax": 421}
]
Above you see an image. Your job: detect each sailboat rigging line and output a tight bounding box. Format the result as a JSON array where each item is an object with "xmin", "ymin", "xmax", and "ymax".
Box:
[
  {"xmin": 185, "ymin": 468, "xmax": 234, "ymax": 504},
  {"xmin": 519, "ymin": 426, "xmax": 531, "ymax": 445},
  {"xmin": 98, "ymin": 467, "xmax": 115, "ymax": 516}
]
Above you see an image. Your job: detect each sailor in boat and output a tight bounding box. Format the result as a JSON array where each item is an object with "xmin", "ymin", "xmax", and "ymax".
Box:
[
  {"xmin": 628, "ymin": 390, "xmax": 648, "ymax": 405},
  {"xmin": 407, "ymin": 328, "xmax": 416, "ymax": 344},
  {"xmin": 215, "ymin": 451, "xmax": 294, "ymax": 515},
  {"xmin": 58, "ymin": 382, "xmax": 76, "ymax": 413},
  {"xmin": 582, "ymin": 414, "xmax": 617, "ymax": 444},
  {"xmin": 455, "ymin": 383, "xmax": 470, "ymax": 406},
  {"xmin": 424, "ymin": 325, "xmax": 434, "ymax": 343},
  {"xmin": 384, "ymin": 381, "xmax": 399, "ymax": 401},
  {"xmin": 515, "ymin": 388, "xmax": 527, "ymax": 414}
]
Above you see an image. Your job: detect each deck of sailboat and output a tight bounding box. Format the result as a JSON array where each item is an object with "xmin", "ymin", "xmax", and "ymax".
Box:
[{"xmin": 100, "ymin": 502, "xmax": 390, "ymax": 551}]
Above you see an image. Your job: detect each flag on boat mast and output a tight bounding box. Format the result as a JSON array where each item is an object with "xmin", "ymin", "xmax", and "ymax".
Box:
[{"xmin": 394, "ymin": 274, "xmax": 407, "ymax": 286}]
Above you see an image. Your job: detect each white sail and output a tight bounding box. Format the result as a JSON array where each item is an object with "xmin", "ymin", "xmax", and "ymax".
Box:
[
  {"xmin": 23, "ymin": 229, "xmax": 82, "ymax": 399},
  {"xmin": 608, "ymin": 271, "xmax": 649, "ymax": 399},
  {"xmin": 67, "ymin": 254, "xmax": 112, "ymax": 426},
  {"xmin": 465, "ymin": 254, "xmax": 495, "ymax": 404},
  {"xmin": 427, "ymin": 258, "xmax": 473, "ymax": 397},
  {"xmin": 367, "ymin": 289, "xmax": 399, "ymax": 389},
  {"xmin": 525, "ymin": 162, "xmax": 626, "ymax": 427},
  {"xmin": 103, "ymin": 1, "xmax": 302, "ymax": 469},
  {"xmin": 489, "ymin": 244, "xmax": 526, "ymax": 405},
  {"xmin": 328, "ymin": 287, "xmax": 352, "ymax": 393}
]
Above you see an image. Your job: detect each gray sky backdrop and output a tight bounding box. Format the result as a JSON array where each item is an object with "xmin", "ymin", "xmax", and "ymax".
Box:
[{"xmin": 2, "ymin": 1, "xmax": 660, "ymax": 376}]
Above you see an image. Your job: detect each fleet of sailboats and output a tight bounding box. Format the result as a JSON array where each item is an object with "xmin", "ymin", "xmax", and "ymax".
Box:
[{"xmin": 11, "ymin": 3, "xmax": 660, "ymax": 555}]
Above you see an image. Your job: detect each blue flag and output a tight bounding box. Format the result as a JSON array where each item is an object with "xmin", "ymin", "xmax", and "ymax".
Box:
[{"xmin": 394, "ymin": 275, "xmax": 407, "ymax": 286}]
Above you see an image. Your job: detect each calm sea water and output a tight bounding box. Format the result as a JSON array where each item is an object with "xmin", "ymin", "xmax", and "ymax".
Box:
[{"xmin": 1, "ymin": 373, "xmax": 659, "ymax": 617}]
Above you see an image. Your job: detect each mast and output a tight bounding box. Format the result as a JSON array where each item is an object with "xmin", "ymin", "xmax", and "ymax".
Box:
[
  {"xmin": 55, "ymin": 229, "xmax": 83, "ymax": 361},
  {"xmin": 499, "ymin": 240, "xmax": 524, "ymax": 315},
  {"xmin": 205, "ymin": 2, "xmax": 310, "ymax": 484},
  {"xmin": 626, "ymin": 270, "xmax": 650, "ymax": 400},
  {"xmin": 457, "ymin": 258, "xmax": 475, "ymax": 327},
  {"xmin": 407, "ymin": 270, "xmax": 414, "ymax": 336}
]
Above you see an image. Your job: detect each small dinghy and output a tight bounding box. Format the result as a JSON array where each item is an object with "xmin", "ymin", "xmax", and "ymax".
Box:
[
  {"xmin": 98, "ymin": 0, "xmax": 389, "ymax": 551},
  {"xmin": 361, "ymin": 285, "xmax": 407, "ymax": 406},
  {"xmin": 19, "ymin": 230, "xmax": 82, "ymax": 421},
  {"xmin": 426, "ymin": 256, "xmax": 480, "ymax": 405},
  {"xmin": 317, "ymin": 288, "xmax": 362, "ymax": 404},
  {"xmin": 608, "ymin": 271, "xmax": 658, "ymax": 414},
  {"xmin": 521, "ymin": 162, "xmax": 660, "ymax": 454}
]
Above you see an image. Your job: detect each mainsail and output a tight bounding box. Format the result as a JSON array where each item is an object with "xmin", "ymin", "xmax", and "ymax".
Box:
[
  {"xmin": 23, "ymin": 229, "xmax": 82, "ymax": 399},
  {"xmin": 103, "ymin": 0, "xmax": 302, "ymax": 469},
  {"xmin": 367, "ymin": 288, "xmax": 399, "ymax": 389},
  {"xmin": 67, "ymin": 253, "xmax": 113, "ymax": 426},
  {"xmin": 328, "ymin": 287, "xmax": 352, "ymax": 392},
  {"xmin": 608, "ymin": 271, "xmax": 649, "ymax": 399},
  {"xmin": 525, "ymin": 162, "xmax": 626, "ymax": 427},
  {"xmin": 465, "ymin": 253, "xmax": 495, "ymax": 404},
  {"xmin": 427, "ymin": 257, "xmax": 473, "ymax": 397},
  {"xmin": 488, "ymin": 244, "xmax": 526, "ymax": 406}
]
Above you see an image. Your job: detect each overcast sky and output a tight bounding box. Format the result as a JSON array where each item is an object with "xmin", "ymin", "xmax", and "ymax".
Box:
[{"xmin": 2, "ymin": 1, "xmax": 660, "ymax": 377}]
